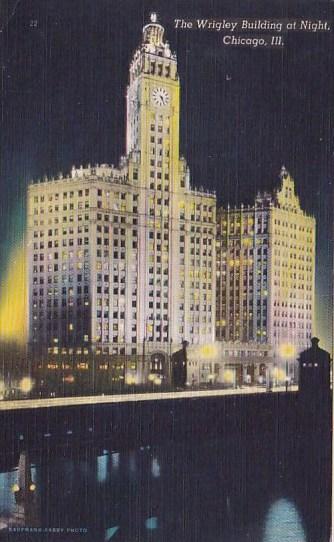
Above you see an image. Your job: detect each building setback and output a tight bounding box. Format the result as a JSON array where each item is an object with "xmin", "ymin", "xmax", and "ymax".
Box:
[
  {"xmin": 27, "ymin": 14, "xmax": 216, "ymax": 358},
  {"xmin": 216, "ymin": 166, "xmax": 315, "ymax": 360}
]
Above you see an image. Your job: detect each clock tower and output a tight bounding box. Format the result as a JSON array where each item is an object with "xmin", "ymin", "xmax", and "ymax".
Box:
[
  {"xmin": 126, "ymin": 12, "xmax": 180, "ymax": 192},
  {"xmin": 124, "ymin": 13, "xmax": 216, "ymax": 350}
]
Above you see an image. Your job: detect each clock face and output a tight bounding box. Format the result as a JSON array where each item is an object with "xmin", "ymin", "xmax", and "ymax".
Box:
[{"xmin": 152, "ymin": 87, "xmax": 170, "ymax": 107}]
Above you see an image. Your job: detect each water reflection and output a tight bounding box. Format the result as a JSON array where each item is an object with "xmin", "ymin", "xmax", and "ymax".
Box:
[
  {"xmin": 145, "ymin": 516, "xmax": 158, "ymax": 530},
  {"xmin": 97, "ymin": 453, "xmax": 108, "ymax": 484},
  {"xmin": 0, "ymin": 452, "xmax": 40, "ymax": 529},
  {"xmin": 128, "ymin": 451, "xmax": 136, "ymax": 474},
  {"xmin": 111, "ymin": 452, "xmax": 120, "ymax": 470},
  {"xmin": 151, "ymin": 458, "xmax": 160, "ymax": 478},
  {"xmin": 0, "ymin": 471, "xmax": 16, "ymax": 515},
  {"xmin": 263, "ymin": 498, "xmax": 306, "ymax": 542},
  {"xmin": 0, "ymin": 432, "xmax": 331, "ymax": 542}
]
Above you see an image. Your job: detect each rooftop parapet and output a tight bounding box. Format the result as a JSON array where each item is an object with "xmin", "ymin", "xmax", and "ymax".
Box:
[{"xmin": 29, "ymin": 163, "xmax": 130, "ymax": 187}]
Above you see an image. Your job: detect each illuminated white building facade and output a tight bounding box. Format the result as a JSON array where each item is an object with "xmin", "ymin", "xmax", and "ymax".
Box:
[
  {"xmin": 27, "ymin": 14, "xmax": 216, "ymax": 356},
  {"xmin": 216, "ymin": 167, "xmax": 316, "ymax": 360}
]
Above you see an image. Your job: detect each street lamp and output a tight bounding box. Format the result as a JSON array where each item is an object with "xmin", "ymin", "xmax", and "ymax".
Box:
[
  {"xmin": 0, "ymin": 380, "xmax": 5, "ymax": 399},
  {"xmin": 126, "ymin": 374, "xmax": 137, "ymax": 394},
  {"xmin": 279, "ymin": 344, "xmax": 296, "ymax": 391},
  {"xmin": 19, "ymin": 377, "xmax": 34, "ymax": 394},
  {"xmin": 126, "ymin": 374, "xmax": 136, "ymax": 386},
  {"xmin": 208, "ymin": 373, "xmax": 215, "ymax": 387},
  {"xmin": 223, "ymin": 368, "xmax": 234, "ymax": 387},
  {"xmin": 148, "ymin": 372, "xmax": 155, "ymax": 391}
]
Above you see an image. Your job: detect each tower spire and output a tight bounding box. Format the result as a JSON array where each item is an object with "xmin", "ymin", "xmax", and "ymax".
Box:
[
  {"xmin": 143, "ymin": 12, "xmax": 165, "ymax": 48},
  {"xmin": 280, "ymin": 165, "xmax": 288, "ymax": 179}
]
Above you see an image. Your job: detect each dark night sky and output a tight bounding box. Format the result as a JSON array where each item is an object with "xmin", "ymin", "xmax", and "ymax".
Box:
[{"xmin": 0, "ymin": 0, "xmax": 333, "ymax": 349}]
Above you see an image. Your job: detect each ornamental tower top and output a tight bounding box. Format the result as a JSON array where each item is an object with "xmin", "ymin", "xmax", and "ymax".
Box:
[
  {"xmin": 143, "ymin": 12, "xmax": 165, "ymax": 48},
  {"xmin": 275, "ymin": 165, "xmax": 303, "ymax": 214},
  {"xmin": 139, "ymin": 12, "xmax": 174, "ymax": 59},
  {"xmin": 126, "ymin": 13, "xmax": 179, "ymax": 158}
]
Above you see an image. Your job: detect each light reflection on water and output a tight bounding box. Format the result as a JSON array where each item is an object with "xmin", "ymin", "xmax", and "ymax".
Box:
[
  {"xmin": 0, "ymin": 435, "xmax": 330, "ymax": 542},
  {"xmin": 151, "ymin": 457, "xmax": 160, "ymax": 478},
  {"xmin": 0, "ymin": 471, "xmax": 17, "ymax": 515},
  {"xmin": 263, "ymin": 498, "xmax": 306, "ymax": 542},
  {"xmin": 111, "ymin": 452, "xmax": 120, "ymax": 469},
  {"xmin": 97, "ymin": 453, "xmax": 108, "ymax": 484}
]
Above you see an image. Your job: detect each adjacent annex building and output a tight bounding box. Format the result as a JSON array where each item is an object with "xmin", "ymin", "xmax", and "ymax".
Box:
[{"xmin": 216, "ymin": 167, "xmax": 315, "ymax": 376}]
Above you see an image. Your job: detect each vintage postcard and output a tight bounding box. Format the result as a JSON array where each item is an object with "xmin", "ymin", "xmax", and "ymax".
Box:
[{"xmin": 0, "ymin": 1, "xmax": 332, "ymax": 541}]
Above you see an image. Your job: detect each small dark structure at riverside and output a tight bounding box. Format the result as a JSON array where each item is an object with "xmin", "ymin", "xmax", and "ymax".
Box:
[
  {"xmin": 171, "ymin": 340, "xmax": 188, "ymax": 388},
  {"xmin": 298, "ymin": 337, "xmax": 331, "ymax": 430}
]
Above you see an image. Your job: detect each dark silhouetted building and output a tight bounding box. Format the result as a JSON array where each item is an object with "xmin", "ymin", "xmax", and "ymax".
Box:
[
  {"xmin": 298, "ymin": 337, "xmax": 331, "ymax": 430},
  {"xmin": 171, "ymin": 340, "xmax": 188, "ymax": 388}
]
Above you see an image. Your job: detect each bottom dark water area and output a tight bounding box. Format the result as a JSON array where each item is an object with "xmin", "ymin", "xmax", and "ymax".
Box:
[{"xmin": 0, "ymin": 397, "xmax": 331, "ymax": 542}]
